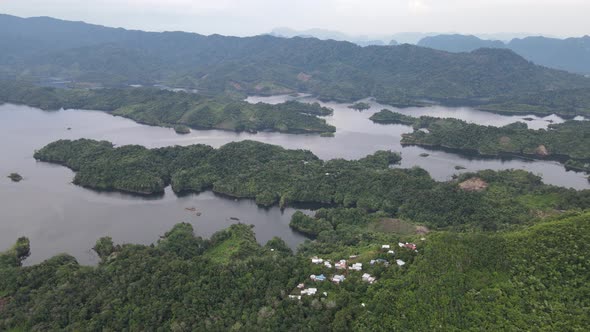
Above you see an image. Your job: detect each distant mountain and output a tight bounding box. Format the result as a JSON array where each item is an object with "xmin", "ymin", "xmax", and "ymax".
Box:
[
  {"xmin": 1, "ymin": 14, "xmax": 589, "ymax": 105},
  {"xmin": 508, "ymin": 36, "xmax": 590, "ymax": 75},
  {"xmin": 269, "ymin": 27, "xmax": 389, "ymax": 47},
  {"xmin": 418, "ymin": 34, "xmax": 506, "ymax": 53},
  {"xmin": 417, "ymin": 33, "xmax": 590, "ymax": 75},
  {"xmin": 0, "ymin": 14, "xmax": 144, "ymax": 60},
  {"xmin": 388, "ymin": 32, "xmax": 439, "ymax": 44}
]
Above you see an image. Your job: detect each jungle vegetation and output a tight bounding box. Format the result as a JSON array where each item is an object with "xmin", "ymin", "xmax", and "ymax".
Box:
[
  {"xmin": 348, "ymin": 102, "xmax": 370, "ymax": 111},
  {"xmin": 34, "ymin": 139, "xmax": 590, "ymax": 232},
  {"xmin": 1, "ymin": 209, "xmax": 589, "ymax": 330},
  {"xmin": 369, "ymin": 109, "xmax": 416, "ymax": 125},
  {"xmin": 0, "ymin": 81, "xmax": 335, "ymax": 134},
  {"xmin": 370, "ymin": 109, "xmax": 590, "ymax": 171}
]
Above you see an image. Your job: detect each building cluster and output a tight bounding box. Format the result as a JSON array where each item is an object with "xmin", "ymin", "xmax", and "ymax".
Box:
[{"xmin": 291, "ymin": 242, "xmax": 420, "ymax": 300}]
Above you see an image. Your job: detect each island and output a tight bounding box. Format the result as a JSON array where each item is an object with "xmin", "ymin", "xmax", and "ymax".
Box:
[
  {"xmin": 0, "ymin": 81, "xmax": 336, "ymax": 135},
  {"xmin": 33, "ymin": 139, "xmax": 590, "ymax": 232},
  {"xmin": 7, "ymin": 173, "xmax": 23, "ymax": 182},
  {"xmin": 173, "ymin": 125, "xmax": 191, "ymax": 135},
  {"xmin": 348, "ymin": 102, "xmax": 371, "ymax": 111},
  {"xmin": 369, "ymin": 109, "xmax": 419, "ymax": 126},
  {"xmin": 369, "ymin": 109, "xmax": 590, "ymax": 172}
]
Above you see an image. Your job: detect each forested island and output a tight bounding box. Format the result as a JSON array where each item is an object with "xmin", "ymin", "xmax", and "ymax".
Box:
[
  {"xmin": 348, "ymin": 102, "xmax": 371, "ymax": 111},
  {"xmin": 371, "ymin": 109, "xmax": 590, "ymax": 172},
  {"xmin": 0, "ymin": 81, "xmax": 335, "ymax": 134},
  {"xmin": 1, "ymin": 206, "xmax": 589, "ymax": 330},
  {"xmin": 173, "ymin": 125, "xmax": 190, "ymax": 134},
  {"xmin": 369, "ymin": 109, "xmax": 416, "ymax": 125},
  {"xmin": 34, "ymin": 139, "xmax": 590, "ymax": 231}
]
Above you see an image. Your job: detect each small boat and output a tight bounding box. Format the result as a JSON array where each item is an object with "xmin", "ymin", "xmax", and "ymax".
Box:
[
  {"xmin": 196, "ymin": 212, "xmax": 202, "ymax": 216},
  {"xmin": 185, "ymin": 207, "xmax": 196, "ymax": 212},
  {"xmin": 229, "ymin": 217, "xmax": 240, "ymax": 221}
]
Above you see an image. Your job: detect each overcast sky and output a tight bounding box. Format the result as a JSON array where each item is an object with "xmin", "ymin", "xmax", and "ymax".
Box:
[{"xmin": 0, "ymin": 0, "xmax": 588, "ymax": 38}]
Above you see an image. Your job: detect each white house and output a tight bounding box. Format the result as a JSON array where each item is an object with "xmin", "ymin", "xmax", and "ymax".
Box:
[
  {"xmin": 311, "ymin": 257, "xmax": 324, "ymax": 264},
  {"xmin": 301, "ymin": 288, "xmax": 318, "ymax": 296},
  {"xmin": 332, "ymin": 275, "xmax": 346, "ymax": 284},
  {"xmin": 388, "ymin": 250, "xmax": 395, "ymax": 255},
  {"xmin": 362, "ymin": 273, "xmax": 376, "ymax": 284},
  {"xmin": 324, "ymin": 261, "xmax": 333, "ymax": 268},
  {"xmin": 349, "ymin": 263, "xmax": 363, "ymax": 271},
  {"xmin": 382, "ymin": 244, "xmax": 391, "ymax": 249},
  {"xmin": 289, "ymin": 295, "xmax": 301, "ymax": 300},
  {"xmin": 311, "ymin": 274, "xmax": 326, "ymax": 282},
  {"xmin": 335, "ymin": 260, "xmax": 347, "ymax": 270},
  {"xmin": 396, "ymin": 259, "xmax": 406, "ymax": 266}
]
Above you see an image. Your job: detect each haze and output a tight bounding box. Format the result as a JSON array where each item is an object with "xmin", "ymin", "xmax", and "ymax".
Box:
[{"xmin": 1, "ymin": 0, "xmax": 588, "ymax": 38}]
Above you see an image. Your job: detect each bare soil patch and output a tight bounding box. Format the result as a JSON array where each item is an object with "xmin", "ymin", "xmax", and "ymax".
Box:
[
  {"xmin": 459, "ymin": 177, "xmax": 489, "ymax": 192},
  {"xmin": 499, "ymin": 136, "xmax": 511, "ymax": 145},
  {"xmin": 535, "ymin": 144, "xmax": 549, "ymax": 156}
]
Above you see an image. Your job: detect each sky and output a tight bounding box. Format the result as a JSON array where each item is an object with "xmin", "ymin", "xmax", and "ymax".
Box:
[{"xmin": 0, "ymin": 0, "xmax": 588, "ymax": 38}]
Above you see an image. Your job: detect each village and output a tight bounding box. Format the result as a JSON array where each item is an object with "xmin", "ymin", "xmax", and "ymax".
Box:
[{"xmin": 288, "ymin": 241, "xmax": 421, "ymax": 301}]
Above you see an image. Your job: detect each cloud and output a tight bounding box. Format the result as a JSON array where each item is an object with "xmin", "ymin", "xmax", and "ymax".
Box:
[
  {"xmin": 0, "ymin": 0, "xmax": 588, "ymax": 37},
  {"xmin": 408, "ymin": 0, "xmax": 431, "ymax": 13}
]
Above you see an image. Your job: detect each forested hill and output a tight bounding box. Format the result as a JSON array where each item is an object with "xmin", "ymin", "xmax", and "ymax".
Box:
[
  {"xmin": 1, "ymin": 210, "xmax": 589, "ymax": 330},
  {"xmin": 1, "ymin": 14, "xmax": 589, "ymax": 105},
  {"xmin": 0, "ymin": 81, "xmax": 336, "ymax": 134}
]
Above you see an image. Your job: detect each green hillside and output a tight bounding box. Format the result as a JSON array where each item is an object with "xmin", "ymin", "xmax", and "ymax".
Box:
[
  {"xmin": 1, "ymin": 209, "xmax": 588, "ymax": 330},
  {"xmin": 0, "ymin": 81, "xmax": 335, "ymax": 134}
]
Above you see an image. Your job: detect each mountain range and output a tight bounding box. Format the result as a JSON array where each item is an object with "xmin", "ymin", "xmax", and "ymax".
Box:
[
  {"xmin": 1, "ymin": 14, "xmax": 589, "ymax": 105},
  {"xmin": 418, "ymin": 34, "xmax": 590, "ymax": 75}
]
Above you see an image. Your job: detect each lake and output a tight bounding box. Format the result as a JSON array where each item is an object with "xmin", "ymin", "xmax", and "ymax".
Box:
[{"xmin": 0, "ymin": 99, "xmax": 587, "ymax": 264}]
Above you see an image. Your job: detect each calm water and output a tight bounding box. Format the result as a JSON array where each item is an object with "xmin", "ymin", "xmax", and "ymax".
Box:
[{"xmin": 0, "ymin": 100, "xmax": 588, "ymax": 264}]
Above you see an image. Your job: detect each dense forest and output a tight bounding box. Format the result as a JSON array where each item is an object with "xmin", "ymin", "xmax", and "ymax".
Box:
[
  {"xmin": 34, "ymin": 139, "xmax": 590, "ymax": 232},
  {"xmin": 478, "ymin": 87, "xmax": 590, "ymax": 117},
  {"xmin": 2, "ymin": 15, "xmax": 590, "ymax": 106},
  {"xmin": 0, "ymin": 81, "xmax": 335, "ymax": 134},
  {"xmin": 1, "ymin": 208, "xmax": 589, "ymax": 330},
  {"xmin": 3, "ymin": 13, "xmax": 590, "ymax": 332},
  {"xmin": 369, "ymin": 109, "xmax": 416, "ymax": 125},
  {"xmin": 370, "ymin": 109, "xmax": 590, "ymax": 172}
]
